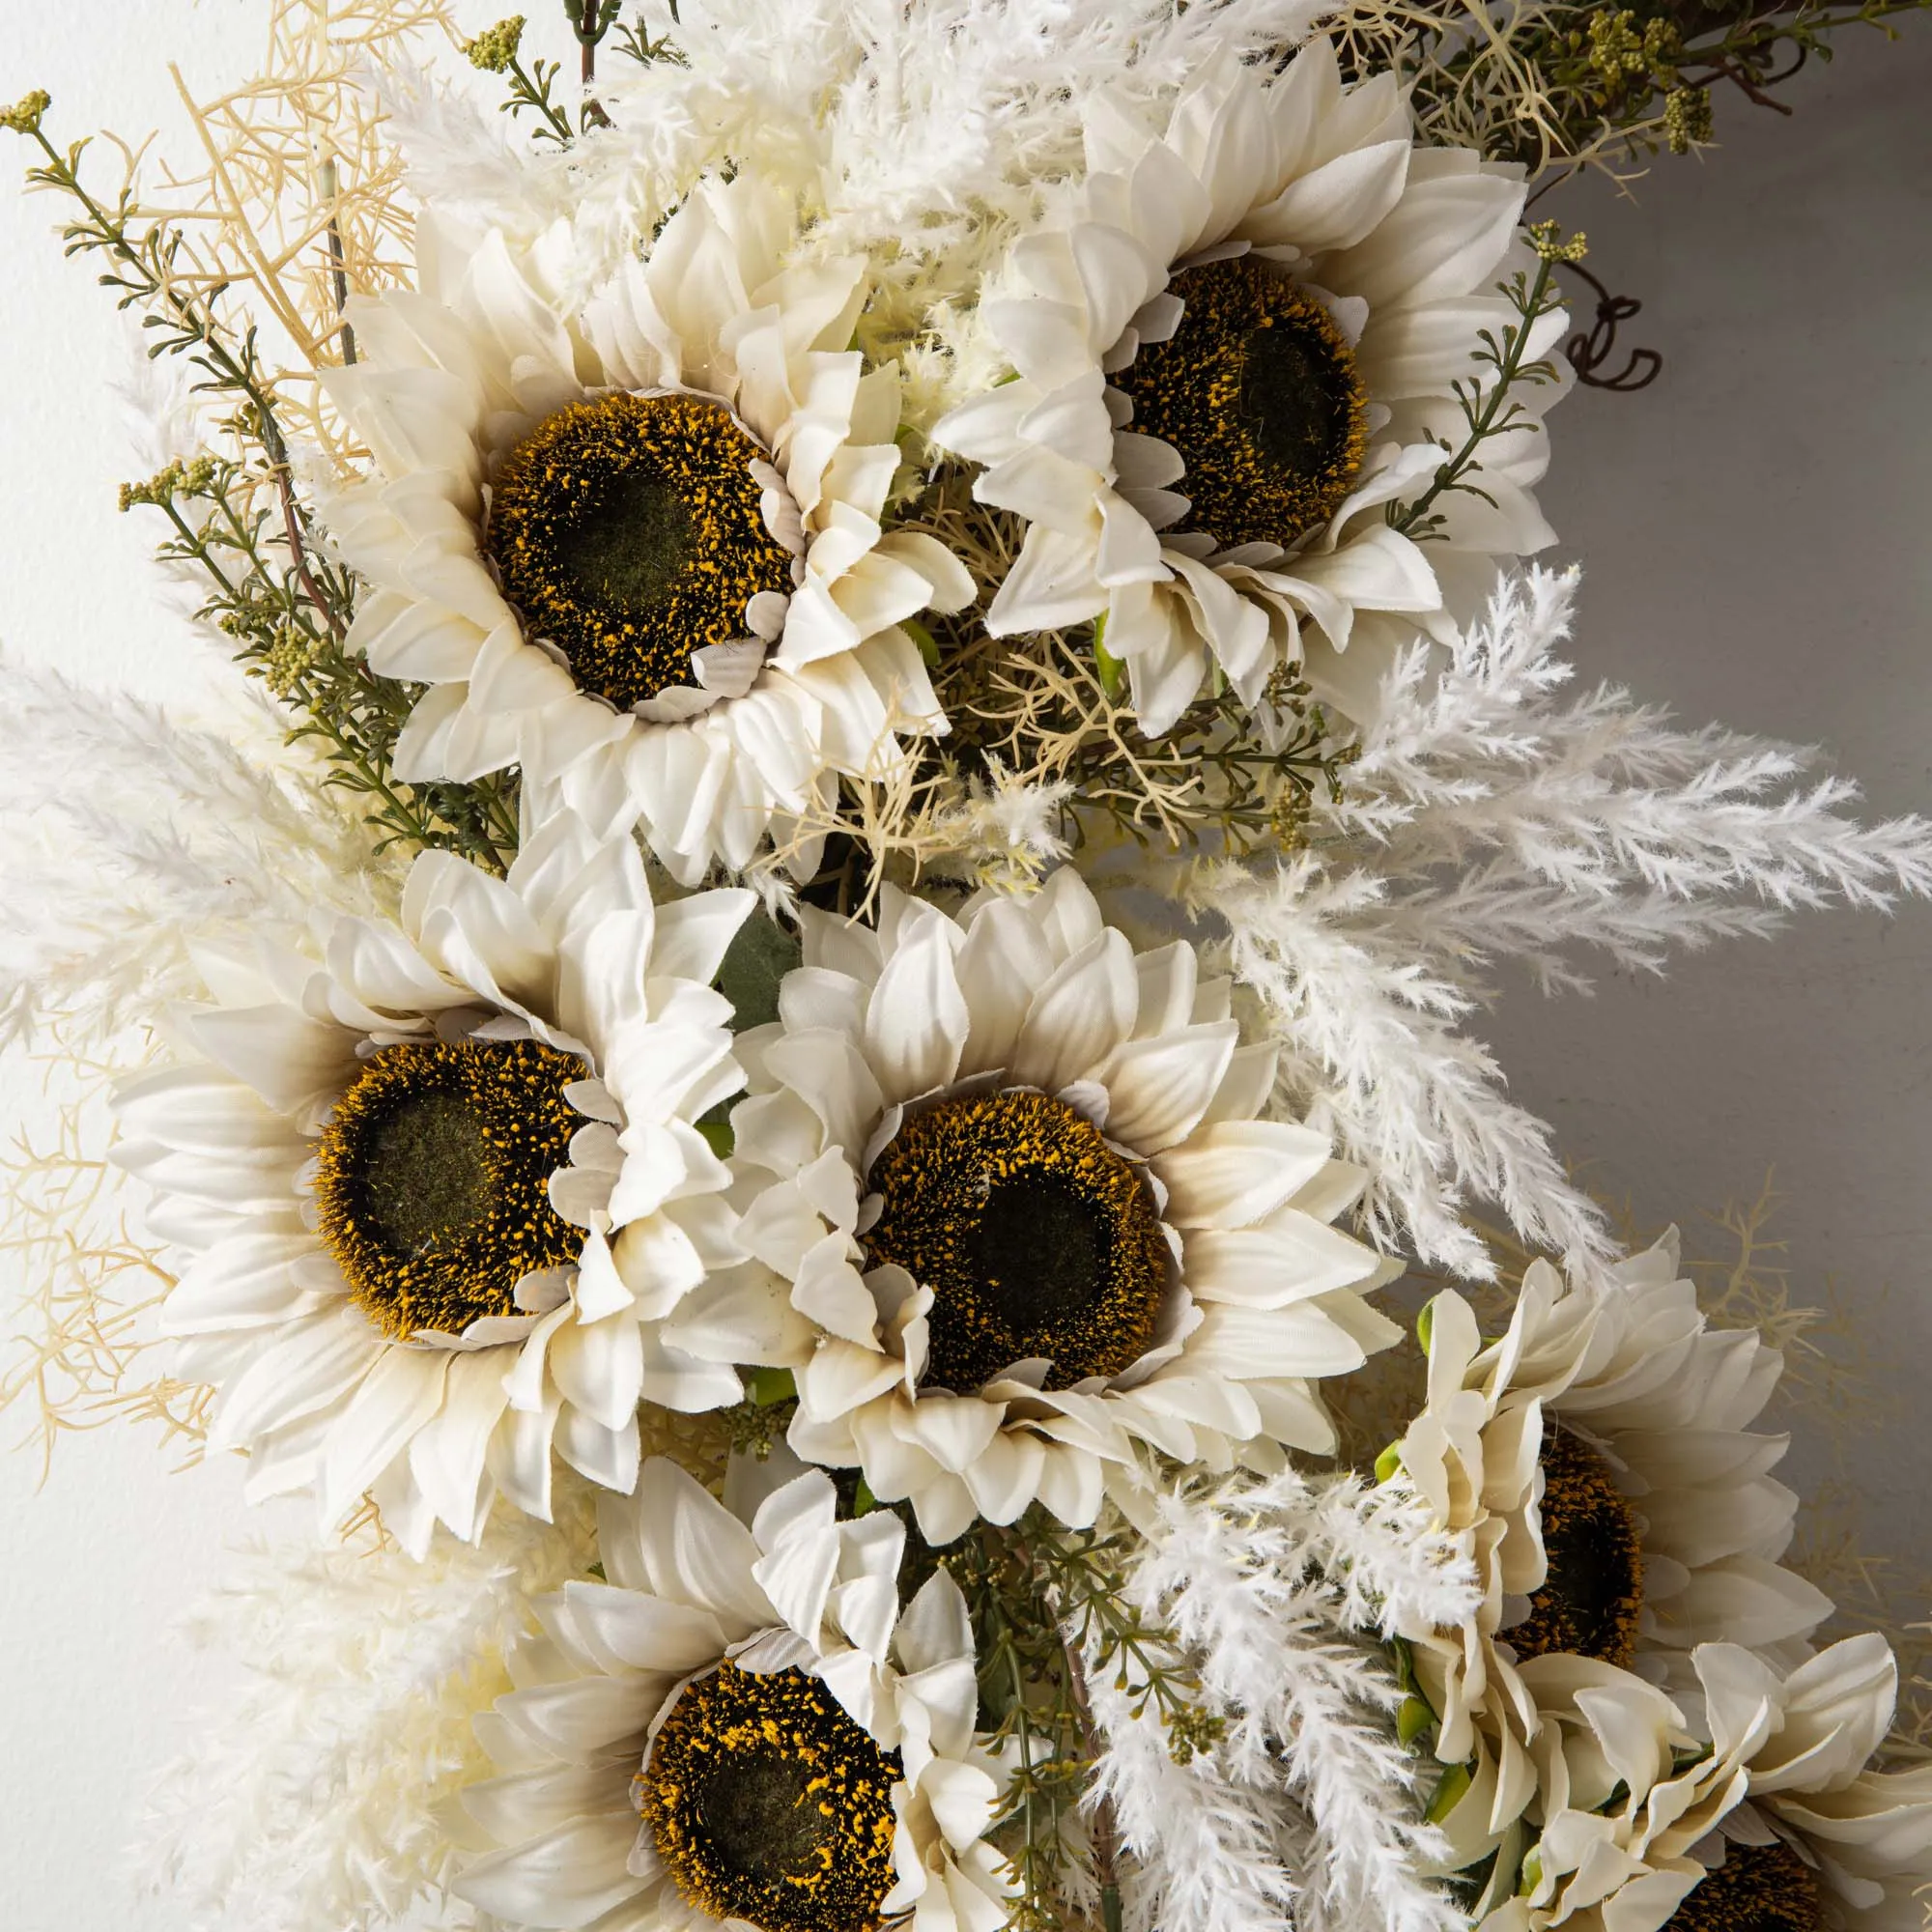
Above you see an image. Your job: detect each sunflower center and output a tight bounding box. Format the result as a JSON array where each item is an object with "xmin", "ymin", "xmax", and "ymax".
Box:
[
  {"xmin": 313, "ymin": 1037, "xmax": 585, "ymax": 1340},
  {"xmin": 1110, "ymin": 254, "xmax": 1369, "ymax": 552},
  {"xmin": 639, "ymin": 1662, "xmax": 901, "ymax": 1932},
  {"xmin": 485, "ymin": 391, "xmax": 795, "ymax": 710},
  {"xmin": 1662, "ymin": 1842, "xmax": 1822, "ymax": 1932},
  {"xmin": 863, "ymin": 1090, "xmax": 1169, "ymax": 1393},
  {"xmin": 1507, "ymin": 1423, "xmax": 1644, "ymax": 1670}
]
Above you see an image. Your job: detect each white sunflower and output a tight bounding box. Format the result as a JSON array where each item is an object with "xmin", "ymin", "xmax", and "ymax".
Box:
[
  {"xmin": 931, "ymin": 39, "xmax": 1565, "ymax": 732},
  {"xmin": 1385, "ymin": 1237, "xmax": 1833, "ymax": 1887},
  {"xmin": 323, "ymin": 171, "xmax": 973, "ymax": 884},
  {"xmin": 685, "ymin": 865, "xmax": 1399, "ymax": 1544},
  {"xmin": 110, "ymin": 810, "xmax": 754, "ymax": 1553},
  {"xmin": 1483, "ymin": 1634, "xmax": 1932, "ymax": 1932},
  {"xmin": 455, "ymin": 1458, "xmax": 1013, "ymax": 1932}
]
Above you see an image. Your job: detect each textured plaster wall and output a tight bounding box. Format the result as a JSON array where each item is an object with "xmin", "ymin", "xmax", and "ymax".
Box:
[{"xmin": 0, "ymin": 8, "xmax": 1928, "ymax": 1928}]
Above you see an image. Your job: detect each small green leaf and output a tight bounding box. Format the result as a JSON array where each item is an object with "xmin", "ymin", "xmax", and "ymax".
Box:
[
  {"xmin": 1093, "ymin": 611, "xmax": 1125, "ymax": 702},
  {"xmin": 696, "ymin": 1107, "xmax": 734, "ymax": 1159},
  {"xmin": 852, "ymin": 1475, "xmax": 878, "ymax": 1517},
  {"xmin": 1416, "ymin": 1300, "xmax": 1435, "ymax": 1355},
  {"xmin": 902, "ymin": 616, "xmax": 940, "ymax": 668},
  {"xmin": 1426, "ymin": 1760, "xmax": 1473, "ymax": 1825},
  {"xmin": 715, "ymin": 912, "xmax": 802, "ymax": 1032},
  {"xmin": 743, "ymin": 1366, "xmax": 797, "ymax": 1407},
  {"xmin": 1374, "ymin": 1440, "xmax": 1404, "ymax": 1484},
  {"xmin": 1398, "ymin": 1695, "xmax": 1436, "ymax": 1747}
]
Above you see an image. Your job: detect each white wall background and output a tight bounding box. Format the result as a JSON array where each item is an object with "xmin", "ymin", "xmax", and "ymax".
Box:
[{"xmin": 0, "ymin": 7, "xmax": 1928, "ymax": 1927}]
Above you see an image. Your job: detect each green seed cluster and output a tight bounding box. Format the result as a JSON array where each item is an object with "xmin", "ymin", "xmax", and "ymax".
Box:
[
  {"xmin": 1110, "ymin": 255, "xmax": 1369, "ymax": 553},
  {"xmin": 313, "ymin": 1037, "xmax": 584, "ymax": 1339},
  {"xmin": 864, "ymin": 1090, "xmax": 1169, "ymax": 1394},
  {"xmin": 639, "ymin": 1662, "xmax": 901, "ymax": 1932},
  {"xmin": 486, "ymin": 391, "xmax": 794, "ymax": 710},
  {"xmin": 464, "ymin": 17, "xmax": 526, "ymax": 72},
  {"xmin": 1507, "ymin": 1423, "xmax": 1644, "ymax": 1670}
]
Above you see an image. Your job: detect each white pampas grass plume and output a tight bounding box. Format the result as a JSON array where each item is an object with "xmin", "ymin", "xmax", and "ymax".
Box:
[
  {"xmin": 1087, "ymin": 1471, "xmax": 1476, "ymax": 1932},
  {"xmin": 1200, "ymin": 565, "xmax": 1932, "ymax": 1274},
  {"xmin": 1083, "ymin": 1665, "xmax": 1300, "ymax": 1932},
  {"xmin": 575, "ymin": 0, "xmax": 1328, "ymax": 409},
  {"xmin": 128, "ymin": 1487, "xmax": 598, "ymax": 1932},
  {"xmin": 0, "ymin": 662, "xmax": 394, "ymax": 1047}
]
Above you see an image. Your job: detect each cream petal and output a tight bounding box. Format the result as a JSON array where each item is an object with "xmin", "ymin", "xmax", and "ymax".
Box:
[
  {"xmin": 349, "ymin": 584, "xmax": 488, "ymax": 683},
  {"xmin": 1152, "ymin": 1119, "xmax": 1333, "ymax": 1227},
  {"xmin": 792, "ymin": 1234, "xmax": 883, "ymax": 1349},
  {"xmin": 411, "ymin": 1345, "xmax": 513, "ymax": 1540},
  {"xmin": 550, "ymin": 1311, "xmax": 645, "ymax": 1433},
  {"xmin": 954, "ymin": 898, "xmax": 1058, "ymax": 1077},
  {"xmin": 1182, "ymin": 1301, "xmax": 1369, "ymax": 1379},
  {"xmin": 1243, "ymin": 138, "xmax": 1410, "ymax": 255},
  {"xmin": 1097, "ymin": 1021, "xmax": 1237, "ymax": 1152},
  {"xmin": 1009, "ymin": 929, "xmax": 1139, "ymax": 1092},
  {"xmin": 619, "ymin": 1457, "xmax": 774, "ymax": 1629},
  {"xmin": 984, "ymin": 521, "xmax": 1107, "ymax": 635},
  {"xmin": 863, "ymin": 917, "xmax": 970, "ymax": 1103},
  {"xmin": 321, "ymin": 1344, "xmax": 450, "ymax": 1526},
  {"xmin": 489, "ymin": 1391, "xmax": 562, "ymax": 1520},
  {"xmin": 184, "ymin": 1004, "xmax": 357, "ymax": 1116},
  {"xmin": 164, "ymin": 1231, "xmax": 333, "ymax": 1334},
  {"xmin": 456, "ymin": 1812, "xmax": 646, "ymax": 1930},
  {"xmin": 206, "ymin": 1310, "xmax": 384, "ymax": 1452}
]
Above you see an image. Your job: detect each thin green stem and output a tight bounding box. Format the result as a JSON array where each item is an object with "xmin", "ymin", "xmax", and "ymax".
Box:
[{"xmin": 1390, "ymin": 251, "xmax": 1561, "ymax": 541}]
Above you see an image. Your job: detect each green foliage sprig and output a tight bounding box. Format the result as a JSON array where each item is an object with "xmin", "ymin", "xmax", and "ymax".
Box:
[
  {"xmin": 466, "ymin": 16, "xmax": 575, "ymax": 146},
  {"xmin": 950, "ymin": 1510, "xmax": 1222, "ymax": 1932},
  {"xmin": 1389, "ymin": 229, "xmax": 1577, "ymax": 545},
  {"xmin": 910, "ymin": 471, "xmax": 1363, "ymax": 865},
  {"xmin": 7, "ymin": 99, "xmax": 519, "ymax": 872},
  {"xmin": 118, "ymin": 457, "xmax": 521, "ymax": 867},
  {"xmin": 1330, "ymin": 0, "xmax": 1932, "ymax": 182}
]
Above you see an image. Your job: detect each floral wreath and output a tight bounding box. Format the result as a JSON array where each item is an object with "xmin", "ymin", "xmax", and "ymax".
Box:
[{"xmin": 4, "ymin": 6, "xmax": 1932, "ymax": 1932}]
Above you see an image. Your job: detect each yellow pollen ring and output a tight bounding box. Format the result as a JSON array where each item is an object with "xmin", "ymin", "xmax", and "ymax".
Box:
[
  {"xmin": 312, "ymin": 1036, "xmax": 585, "ymax": 1340},
  {"xmin": 1111, "ymin": 253, "xmax": 1370, "ymax": 553},
  {"xmin": 638, "ymin": 1661, "xmax": 901, "ymax": 1932},
  {"xmin": 864, "ymin": 1088, "xmax": 1170, "ymax": 1393},
  {"xmin": 485, "ymin": 390, "xmax": 795, "ymax": 711}
]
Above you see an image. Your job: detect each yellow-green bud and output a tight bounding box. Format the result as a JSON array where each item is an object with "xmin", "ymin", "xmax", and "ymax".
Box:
[
  {"xmin": 464, "ymin": 16, "xmax": 526, "ymax": 73},
  {"xmin": 119, "ymin": 459, "xmax": 185, "ymax": 511},
  {"xmin": 1664, "ymin": 85, "xmax": 1714, "ymax": 156},
  {"xmin": 1, "ymin": 89, "xmax": 49, "ymax": 135},
  {"xmin": 1528, "ymin": 219, "xmax": 1589, "ymax": 265},
  {"xmin": 262, "ymin": 622, "xmax": 319, "ymax": 699},
  {"xmin": 1587, "ymin": 8, "xmax": 1647, "ymax": 85}
]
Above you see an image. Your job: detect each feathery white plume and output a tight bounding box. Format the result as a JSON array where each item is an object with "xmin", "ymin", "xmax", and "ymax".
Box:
[
  {"xmin": 1201, "ymin": 566, "xmax": 1932, "ymax": 1273},
  {"xmin": 0, "ymin": 663, "xmax": 393, "ymax": 1047},
  {"xmin": 128, "ymin": 1490, "xmax": 597, "ymax": 1932},
  {"xmin": 1087, "ymin": 1472, "xmax": 1476, "ymax": 1932}
]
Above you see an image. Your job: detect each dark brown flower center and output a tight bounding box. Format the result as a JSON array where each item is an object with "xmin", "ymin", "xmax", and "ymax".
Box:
[
  {"xmin": 486, "ymin": 391, "xmax": 794, "ymax": 709},
  {"xmin": 638, "ymin": 1662, "xmax": 900, "ymax": 1932},
  {"xmin": 863, "ymin": 1090, "xmax": 1169, "ymax": 1393},
  {"xmin": 1662, "ymin": 1841, "xmax": 1823, "ymax": 1932},
  {"xmin": 313, "ymin": 1037, "xmax": 584, "ymax": 1338},
  {"xmin": 1507, "ymin": 1423, "xmax": 1644, "ymax": 1669},
  {"xmin": 1109, "ymin": 254, "xmax": 1370, "ymax": 551}
]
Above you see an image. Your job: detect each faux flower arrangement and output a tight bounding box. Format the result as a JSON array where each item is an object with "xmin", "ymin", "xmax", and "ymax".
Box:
[{"xmin": 5, "ymin": 6, "xmax": 1932, "ymax": 1932}]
